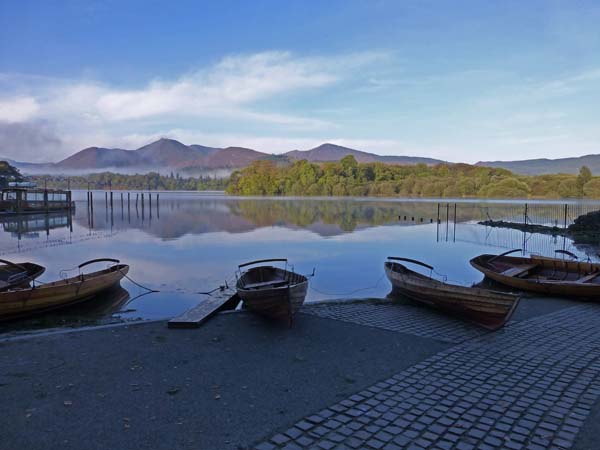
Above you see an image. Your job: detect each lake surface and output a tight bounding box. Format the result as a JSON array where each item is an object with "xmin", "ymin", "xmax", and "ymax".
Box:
[{"xmin": 2, "ymin": 192, "xmax": 599, "ymax": 334}]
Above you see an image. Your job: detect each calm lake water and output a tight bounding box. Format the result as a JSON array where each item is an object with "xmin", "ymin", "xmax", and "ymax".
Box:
[{"xmin": 2, "ymin": 191, "xmax": 599, "ymax": 334}]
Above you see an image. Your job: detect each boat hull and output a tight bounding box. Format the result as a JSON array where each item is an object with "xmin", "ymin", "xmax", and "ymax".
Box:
[
  {"xmin": 470, "ymin": 254, "xmax": 600, "ymax": 298},
  {"xmin": 236, "ymin": 266, "xmax": 308, "ymax": 324},
  {"xmin": 385, "ymin": 261, "xmax": 520, "ymax": 330},
  {"xmin": 0, "ymin": 264, "xmax": 129, "ymax": 321}
]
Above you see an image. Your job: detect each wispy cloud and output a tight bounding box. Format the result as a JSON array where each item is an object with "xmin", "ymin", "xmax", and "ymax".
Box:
[
  {"xmin": 0, "ymin": 51, "xmax": 384, "ymax": 126},
  {"xmin": 0, "ymin": 96, "xmax": 40, "ymax": 122},
  {"xmin": 473, "ymin": 67, "xmax": 600, "ymax": 109}
]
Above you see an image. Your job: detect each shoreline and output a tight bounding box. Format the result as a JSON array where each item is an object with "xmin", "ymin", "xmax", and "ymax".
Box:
[{"xmin": 69, "ymin": 190, "xmax": 600, "ymax": 205}]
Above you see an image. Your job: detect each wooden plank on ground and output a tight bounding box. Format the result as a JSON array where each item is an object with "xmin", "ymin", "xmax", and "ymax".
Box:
[{"xmin": 168, "ymin": 292, "xmax": 241, "ymax": 329}]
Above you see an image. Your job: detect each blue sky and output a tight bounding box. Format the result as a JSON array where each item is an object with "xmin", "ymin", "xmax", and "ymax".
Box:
[{"xmin": 1, "ymin": 0, "xmax": 599, "ymax": 163}]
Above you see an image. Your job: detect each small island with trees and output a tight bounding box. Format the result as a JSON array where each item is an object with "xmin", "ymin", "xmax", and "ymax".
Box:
[{"xmin": 226, "ymin": 156, "xmax": 600, "ymax": 199}]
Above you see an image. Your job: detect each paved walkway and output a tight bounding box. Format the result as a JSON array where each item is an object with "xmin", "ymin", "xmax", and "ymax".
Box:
[
  {"xmin": 303, "ymin": 300, "xmax": 489, "ymax": 344},
  {"xmin": 256, "ymin": 303, "xmax": 600, "ymax": 449}
]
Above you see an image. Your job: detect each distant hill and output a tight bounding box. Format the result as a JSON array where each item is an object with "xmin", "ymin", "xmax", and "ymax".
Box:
[
  {"xmin": 189, "ymin": 144, "xmax": 220, "ymax": 156},
  {"xmin": 4, "ymin": 139, "xmax": 444, "ymax": 176},
  {"xmin": 135, "ymin": 138, "xmax": 206, "ymax": 168},
  {"xmin": 58, "ymin": 146, "xmax": 138, "ymax": 169},
  {"xmin": 477, "ymin": 154, "xmax": 600, "ymax": 175},
  {"xmin": 202, "ymin": 147, "xmax": 268, "ymax": 169},
  {"xmin": 285, "ymin": 143, "xmax": 443, "ymax": 165}
]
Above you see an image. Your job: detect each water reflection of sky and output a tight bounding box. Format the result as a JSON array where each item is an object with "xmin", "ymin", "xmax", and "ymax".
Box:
[{"xmin": 1, "ymin": 193, "xmax": 599, "ymax": 332}]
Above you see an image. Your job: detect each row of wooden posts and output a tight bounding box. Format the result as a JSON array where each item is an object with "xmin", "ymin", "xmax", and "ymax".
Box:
[
  {"xmin": 86, "ymin": 190, "xmax": 160, "ymax": 229},
  {"xmin": 397, "ymin": 203, "xmax": 458, "ymax": 225},
  {"xmin": 86, "ymin": 191, "xmax": 159, "ymax": 210}
]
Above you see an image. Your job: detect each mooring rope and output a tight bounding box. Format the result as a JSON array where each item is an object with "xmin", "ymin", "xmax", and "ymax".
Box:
[
  {"xmin": 118, "ymin": 269, "xmax": 160, "ymax": 293},
  {"xmin": 309, "ymin": 274, "xmax": 386, "ymax": 297}
]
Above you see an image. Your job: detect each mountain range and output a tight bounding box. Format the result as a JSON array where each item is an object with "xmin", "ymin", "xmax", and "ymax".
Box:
[
  {"xmin": 3, "ymin": 137, "xmax": 598, "ymax": 176},
  {"xmin": 1, "ymin": 139, "xmax": 444, "ymax": 176},
  {"xmin": 476, "ymin": 155, "xmax": 600, "ymax": 175}
]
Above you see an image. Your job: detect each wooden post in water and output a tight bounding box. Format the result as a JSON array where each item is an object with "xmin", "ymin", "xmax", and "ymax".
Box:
[
  {"xmin": 110, "ymin": 191, "xmax": 113, "ymax": 211},
  {"xmin": 44, "ymin": 188, "xmax": 49, "ymax": 213},
  {"xmin": 120, "ymin": 192, "xmax": 124, "ymax": 210},
  {"xmin": 149, "ymin": 192, "xmax": 152, "ymax": 218},
  {"xmin": 445, "ymin": 203, "xmax": 449, "ymax": 241},
  {"xmin": 564, "ymin": 203, "xmax": 568, "ymax": 229},
  {"xmin": 453, "ymin": 203, "xmax": 457, "ymax": 242},
  {"xmin": 135, "ymin": 193, "xmax": 139, "ymax": 209},
  {"xmin": 90, "ymin": 191, "xmax": 94, "ymax": 228},
  {"xmin": 436, "ymin": 203, "xmax": 440, "ymax": 242},
  {"xmin": 105, "ymin": 191, "xmax": 108, "ymax": 208},
  {"xmin": 524, "ymin": 203, "xmax": 528, "ymax": 226},
  {"xmin": 141, "ymin": 193, "xmax": 145, "ymax": 220}
]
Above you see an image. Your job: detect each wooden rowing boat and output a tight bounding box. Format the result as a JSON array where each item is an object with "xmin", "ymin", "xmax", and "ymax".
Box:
[
  {"xmin": 0, "ymin": 259, "xmax": 45, "ymax": 291},
  {"xmin": 470, "ymin": 249, "xmax": 600, "ymax": 298},
  {"xmin": 236, "ymin": 258, "xmax": 308, "ymax": 325},
  {"xmin": 0, "ymin": 258, "xmax": 129, "ymax": 321},
  {"xmin": 385, "ymin": 257, "xmax": 520, "ymax": 330}
]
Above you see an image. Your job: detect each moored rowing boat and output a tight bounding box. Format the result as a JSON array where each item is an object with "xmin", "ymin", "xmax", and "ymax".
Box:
[
  {"xmin": 236, "ymin": 259, "xmax": 308, "ymax": 325},
  {"xmin": 470, "ymin": 249, "xmax": 600, "ymax": 299},
  {"xmin": 385, "ymin": 257, "xmax": 520, "ymax": 330},
  {"xmin": 0, "ymin": 258, "xmax": 129, "ymax": 321}
]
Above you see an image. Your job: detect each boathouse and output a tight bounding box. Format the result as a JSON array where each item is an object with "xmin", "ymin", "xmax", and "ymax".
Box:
[{"xmin": 0, "ymin": 188, "xmax": 73, "ymax": 214}]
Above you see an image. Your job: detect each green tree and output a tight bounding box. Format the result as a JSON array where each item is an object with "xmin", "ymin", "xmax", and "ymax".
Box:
[{"xmin": 577, "ymin": 166, "xmax": 592, "ymax": 195}]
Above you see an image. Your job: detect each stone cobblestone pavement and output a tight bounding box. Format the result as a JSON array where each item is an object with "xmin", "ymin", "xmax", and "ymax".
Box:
[
  {"xmin": 302, "ymin": 300, "xmax": 489, "ymax": 344},
  {"xmin": 257, "ymin": 304, "xmax": 600, "ymax": 449}
]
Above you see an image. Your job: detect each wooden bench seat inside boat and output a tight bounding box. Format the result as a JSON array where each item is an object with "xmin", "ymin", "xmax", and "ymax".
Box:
[
  {"xmin": 500, "ymin": 264, "xmax": 538, "ymax": 278},
  {"xmin": 576, "ymin": 272, "xmax": 600, "ymax": 284},
  {"xmin": 243, "ymin": 279, "xmax": 289, "ymax": 289}
]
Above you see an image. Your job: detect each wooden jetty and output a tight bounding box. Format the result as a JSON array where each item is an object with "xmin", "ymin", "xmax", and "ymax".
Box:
[{"xmin": 168, "ymin": 291, "xmax": 241, "ymax": 329}]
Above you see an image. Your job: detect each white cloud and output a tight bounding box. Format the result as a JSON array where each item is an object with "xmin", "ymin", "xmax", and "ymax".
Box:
[
  {"xmin": 7, "ymin": 51, "xmax": 383, "ymax": 126},
  {"xmin": 0, "ymin": 96, "xmax": 40, "ymax": 122},
  {"xmin": 0, "ymin": 51, "xmax": 397, "ymax": 160}
]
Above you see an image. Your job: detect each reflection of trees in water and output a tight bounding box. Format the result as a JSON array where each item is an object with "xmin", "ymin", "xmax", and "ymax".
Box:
[
  {"xmin": 71, "ymin": 197, "xmax": 600, "ymax": 238},
  {"xmin": 229, "ymin": 200, "xmax": 425, "ymax": 232}
]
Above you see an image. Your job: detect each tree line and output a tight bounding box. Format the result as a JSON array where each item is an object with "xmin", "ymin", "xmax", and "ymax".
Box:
[
  {"xmin": 226, "ymin": 156, "xmax": 600, "ymax": 199},
  {"xmin": 28, "ymin": 171, "xmax": 227, "ymax": 191}
]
